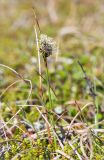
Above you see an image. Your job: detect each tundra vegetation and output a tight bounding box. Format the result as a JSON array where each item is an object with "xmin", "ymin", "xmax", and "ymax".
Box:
[{"xmin": 0, "ymin": 0, "xmax": 104, "ymax": 159}]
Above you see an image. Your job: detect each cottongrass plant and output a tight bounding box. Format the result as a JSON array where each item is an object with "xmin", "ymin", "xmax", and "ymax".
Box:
[
  {"xmin": 39, "ymin": 34, "xmax": 57, "ymax": 144},
  {"xmin": 39, "ymin": 34, "xmax": 57, "ymax": 110},
  {"xmin": 33, "ymin": 9, "xmax": 57, "ymax": 143}
]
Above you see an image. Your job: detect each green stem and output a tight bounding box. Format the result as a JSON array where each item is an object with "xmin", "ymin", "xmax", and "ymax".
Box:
[
  {"xmin": 94, "ymin": 79, "xmax": 98, "ymax": 129},
  {"xmin": 94, "ymin": 97, "xmax": 98, "ymax": 128},
  {"xmin": 44, "ymin": 58, "xmax": 52, "ymax": 109}
]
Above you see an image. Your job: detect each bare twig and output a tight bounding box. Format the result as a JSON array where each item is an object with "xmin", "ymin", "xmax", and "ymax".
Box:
[{"xmin": 34, "ymin": 26, "xmax": 42, "ymax": 97}]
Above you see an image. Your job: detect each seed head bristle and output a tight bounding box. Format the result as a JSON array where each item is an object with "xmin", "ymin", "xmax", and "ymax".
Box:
[{"xmin": 39, "ymin": 34, "xmax": 56, "ymax": 58}]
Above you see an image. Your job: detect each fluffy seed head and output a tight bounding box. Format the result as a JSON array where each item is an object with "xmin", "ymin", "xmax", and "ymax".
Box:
[{"xmin": 39, "ymin": 34, "xmax": 56, "ymax": 58}]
